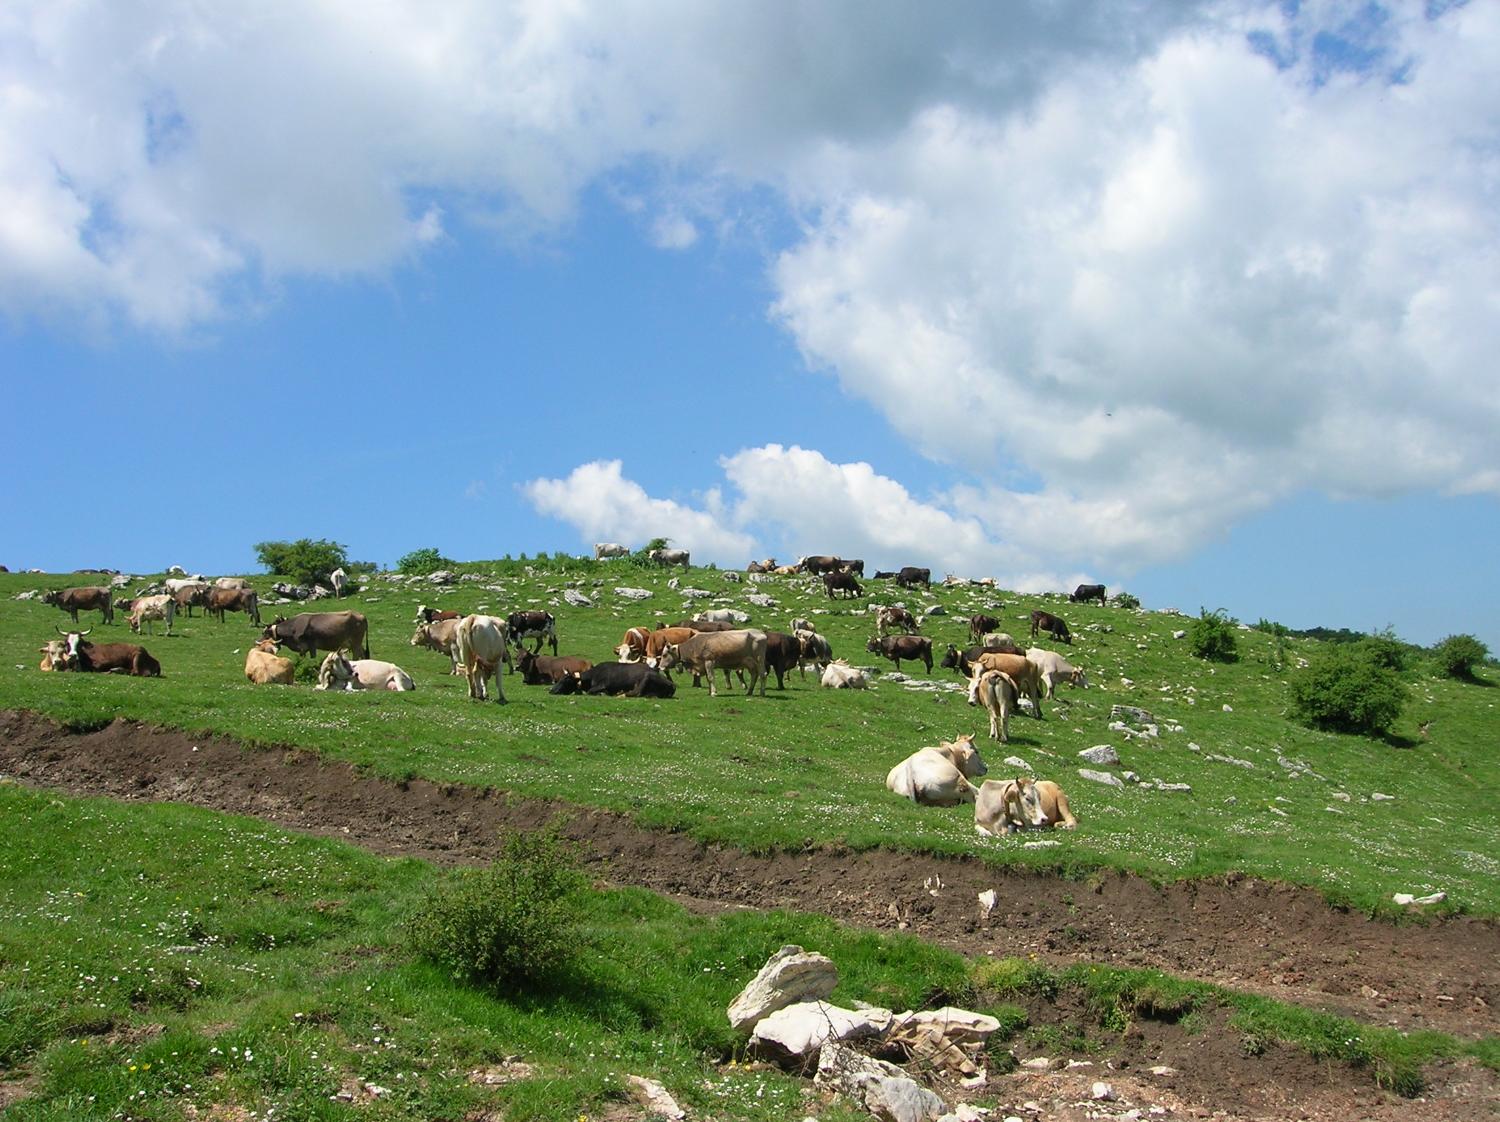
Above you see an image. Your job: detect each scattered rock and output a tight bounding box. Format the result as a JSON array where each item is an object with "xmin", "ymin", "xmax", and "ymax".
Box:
[
  {"xmin": 1079, "ymin": 745, "xmax": 1119, "ymax": 766},
  {"xmin": 563, "ymin": 589, "xmax": 593, "ymax": 607},
  {"xmin": 1079, "ymin": 768, "xmax": 1124, "ymax": 788},
  {"xmin": 977, "ymin": 889, "xmax": 997, "ymax": 918},
  {"xmin": 1002, "ymin": 756, "xmax": 1031, "ymax": 771},
  {"xmin": 625, "ymin": 1074, "xmax": 686, "ymax": 1120},
  {"xmin": 815, "ymin": 1043, "xmax": 948, "ymax": 1122},
  {"xmin": 751, "ymin": 1001, "xmax": 886, "ymax": 1068},
  {"xmin": 1092, "ymin": 1080, "xmax": 1115, "ymax": 1101},
  {"xmin": 614, "ymin": 587, "xmax": 654, "ymax": 601},
  {"xmin": 1371, "ymin": 792, "xmax": 1395, "ymax": 802},
  {"xmin": 727, "ymin": 945, "xmax": 839, "ymax": 1033},
  {"xmin": 746, "ymin": 593, "xmax": 779, "ymax": 608}
]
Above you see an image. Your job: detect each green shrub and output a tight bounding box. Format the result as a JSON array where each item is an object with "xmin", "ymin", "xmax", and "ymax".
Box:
[
  {"xmin": 1113, "ymin": 592, "xmax": 1141, "ymax": 610},
  {"xmin": 1189, "ymin": 608, "xmax": 1240, "ymax": 663},
  {"xmin": 253, "ymin": 538, "xmax": 349, "ymax": 587},
  {"xmin": 1431, "ymin": 634, "xmax": 1489, "ymax": 679},
  {"xmin": 397, "ymin": 547, "xmax": 456, "ymax": 575},
  {"xmin": 405, "ymin": 827, "xmax": 587, "ymax": 989},
  {"xmin": 1289, "ymin": 645, "xmax": 1409, "ymax": 736}
]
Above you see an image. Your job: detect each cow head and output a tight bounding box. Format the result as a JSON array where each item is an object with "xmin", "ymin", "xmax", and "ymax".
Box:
[
  {"xmin": 1014, "ymin": 776, "xmax": 1050, "ymax": 827},
  {"xmin": 54, "ymin": 628, "xmax": 90, "ymax": 668},
  {"xmin": 943, "ymin": 733, "xmax": 987, "ymax": 780},
  {"xmin": 655, "ymin": 643, "xmax": 680, "ymax": 671},
  {"xmin": 253, "ymin": 638, "xmax": 282, "ymax": 655},
  {"xmin": 316, "ymin": 651, "xmax": 355, "ymax": 690}
]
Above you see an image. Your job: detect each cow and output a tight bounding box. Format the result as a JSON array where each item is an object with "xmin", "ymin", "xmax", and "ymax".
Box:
[
  {"xmin": 764, "ymin": 630, "xmax": 803, "ymax": 689},
  {"xmin": 316, "ymin": 652, "xmax": 415, "ymax": 692},
  {"xmin": 1015, "ymin": 776, "xmax": 1078, "ymax": 829},
  {"xmin": 244, "ymin": 638, "xmax": 295, "ymax": 685},
  {"xmin": 214, "ymin": 577, "xmax": 253, "ymax": 591},
  {"xmin": 648, "ymin": 548, "xmax": 690, "ymax": 567},
  {"xmin": 262, "ymin": 611, "xmax": 371, "ymax": 660},
  {"xmin": 206, "ymin": 587, "xmax": 261, "ymax": 625},
  {"xmin": 455, "ymin": 615, "xmax": 511, "ymax": 703},
  {"xmin": 968, "ymin": 614, "xmax": 1000, "ymax": 643},
  {"xmin": 972, "ymin": 668, "xmax": 1019, "ymax": 743},
  {"xmin": 330, "ymin": 567, "xmax": 348, "ymax": 598},
  {"xmin": 171, "ymin": 582, "xmax": 211, "ymax": 617},
  {"xmin": 820, "ymin": 659, "xmax": 868, "ymax": 689},
  {"xmin": 38, "ymin": 638, "xmax": 69, "ymax": 671},
  {"xmin": 694, "ymin": 608, "xmax": 746, "ymax": 625},
  {"xmin": 1071, "ymin": 583, "xmax": 1107, "ymax": 606},
  {"xmin": 973, "ymin": 779, "xmax": 1029, "ymax": 836},
  {"xmin": 516, "ymin": 650, "xmax": 594, "ymax": 685},
  {"xmin": 773, "ymin": 565, "xmax": 801, "ymax": 576},
  {"xmin": 54, "ymin": 629, "xmax": 160, "ymax": 676},
  {"xmin": 1027, "ymin": 647, "xmax": 1088, "ymax": 699},
  {"xmin": 746, "ymin": 558, "xmax": 778, "ymax": 573},
  {"xmin": 416, "ymin": 605, "xmax": 462, "ymax": 625},
  {"xmin": 657, "ymin": 629, "xmax": 768, "ymax": 697},
  {"xmin": 795, "ymin": 629, "xmax": 833, "ymax": 675},
  {"xmin": 797, "ymin": 555, "xmax": 843, "ymax": 575},
  {"xmin": 126, "ymin": 594, "xmax": 176, "ymax": 635},
  {"xmin": 550, "ymin": 661, "xmax": 675, "ymax": 697},
  {"xmin": 866, "ymin": 634, "xmax": 933, "ymax": 673},
  {"xmin": 871, "ymin": 571, "xmax": 897, "ymax": 580},
  {"xmin": 43, "ymin": 586, "xmax": 114, "ymax": 625},
  {"xmin": 965, "ymin": 651, "xmax": 1045, "ymax": 718},
  {"xmin": 895, "ymin": 567, "xmax": 930, "ymax": 588},
  {"xmin": 941, "ymin": 643, "xmax": 985, "ymax": 678},
  {"xmin": 410, "ymin": 617, "xmax": 463, "ymax": 675},
  {"xmin": 594, "ymin": 542, "xmax": 629, "ymax": 560},
  {"xmin": 1030, "ymin": 610, "xmax": 1072, "ymax": 645},
  {"xmin": 885, "ymin": 734, "xmax": 987, "ymax": 806},
  {"xmin": 823, "ymin": 571, "xmax": 863, "ymax": 599},
  {"xmin": 789, "ymin": 617, "xmax": 816, "ymax": 634},
  {"xmin": 840, "ymin": 558, "xmax": 865, "ymax": 577},
  {"xmin": 506, "ymin": 610, "xmax": 558, "ymax": 657},
  {"xmin": 616, "ymin": 625, "xmax": 697, "ymax": 663},
  {"xmin": 876, "ymin": 605, "xmax": 917, "ymax": 636},
  {"xmin": 163, "ymin": 576, "xmax": 207, "ymax": 596}
]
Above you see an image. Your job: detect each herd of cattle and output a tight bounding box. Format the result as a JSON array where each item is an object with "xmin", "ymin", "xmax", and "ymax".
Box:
[{"xmin": 30, "ymin": 562, "xmax": 1108, "ymax": 835}]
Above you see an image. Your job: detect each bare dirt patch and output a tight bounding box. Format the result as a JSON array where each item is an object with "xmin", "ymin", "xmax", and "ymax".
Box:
[{"xmin": 3, "ymin": 710, "xmax": 1497, "ymax": 1121}]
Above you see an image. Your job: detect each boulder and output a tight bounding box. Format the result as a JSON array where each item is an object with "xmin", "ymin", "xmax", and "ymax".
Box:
[
  {"xmin": 727, "ymin": 945, "xmax": 839, "ymax": 1033},
  {"xmin": 892, "ymin": 1007, "xmax": 1001, "ymax": 1045},
  {"xmin": 563, "ymin": 589, "xmax": 593, "ymax": 607},
  {"xmin": 614, "ymin": 587, "xmax": 654, "ymax": 601},
  {"xmin": 625, "ymin": 1075, "xmax": 685, "ymax": 1120},
  {"xmin": 749, "ymin": 1001, "xmax": 885, "ymax": 1068},
  {"xmin": 1078, "ymin": 745, "xmax": 1119, "ymax": 766},
  {"xmin": 815, "ymin": 1043, "xmax": 948, "ymax": 1122},
  {"xmin": 1078, "ymin": 768, "xmax": 1124, "ymax": 788}
]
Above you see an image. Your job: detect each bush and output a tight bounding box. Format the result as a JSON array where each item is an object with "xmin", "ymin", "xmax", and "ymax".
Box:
[
  {"xmin": 1289, "ymin": 645, "xmax": 1409, "ymax": 736},
  {"xmin": 1431, "ymin": 634, "xmax": 1489, "ymax": 679},
  {"xmin": 1356, "ymin": 628, "xmax": 1414, "ymax": 673},
  {"xmin": 1113, "ymin": 592, "xmax": 1141, "ymax": 610},
  {"xmin": 253, "ymin": 538, "xmax": 348, "ymax": 587},
  {"xmin": 405, "ymin": 827, "xmax": 587, "ymax": 989},
  {"xmin": 1189, "ymin": 608, "xmax": 1240, "ymax": 663},
  {"xmin": 397, "ymin": 547, "xmax": 456, "ymax": 575}
]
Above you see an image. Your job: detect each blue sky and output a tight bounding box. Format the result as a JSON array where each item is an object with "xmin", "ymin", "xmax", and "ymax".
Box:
[{"xmin": 2, "ymin": 1, "xmax": 1497, "ymax": 650}]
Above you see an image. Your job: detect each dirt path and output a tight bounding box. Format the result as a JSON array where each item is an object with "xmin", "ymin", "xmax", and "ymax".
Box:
[{"xmin": 3, "ymin": 710, "xmax": 1498, "ymax": 1120}]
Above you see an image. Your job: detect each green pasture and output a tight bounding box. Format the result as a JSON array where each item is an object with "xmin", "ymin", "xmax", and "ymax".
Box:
[{"xmin": 0, "ymin": 561, "xmax": 1495, "ymax": 915}]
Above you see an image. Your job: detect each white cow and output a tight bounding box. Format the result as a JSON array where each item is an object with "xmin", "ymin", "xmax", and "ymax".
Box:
[
  {"xmin": 127, "ymin": 594, "xmax": 176, "ymax": 635},
  {"xmin": 974, "ymin": 779, "xmax": 1028, "ymax": 836},
  {"xmin": 316, "ymin": 652, "xmax": 415, "ymax": 691},
  {"xmin": 1026, "ymin": 647, "xmax": 1088, "ymax": 699},
  {"xmin": 215, "ymin": 577, "xmax": 253, "ymax": 591},
  {"xmin": 455, "ymin": 614, "xmax": 511, "ymax": 703},
  {"xmin": 820, "ymin": 659, "xmax": 867, "ymax": 689},
  {"xmin": 885, "ymin": 734, "xmax": 988, "ymax": 806},
  {"xmin": 329, "ymin": 567, "xmax": 347, "ymax": 598},
  {"xmin": 594, "ymin": 542, "xmax": 629, "ymax": 559},
  {"xmin": 981, "ymin": 632, "xmax": 1020, "ymax": 652}
]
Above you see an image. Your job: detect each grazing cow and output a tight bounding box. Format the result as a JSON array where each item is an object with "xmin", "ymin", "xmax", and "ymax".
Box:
[
  {"xmin": 795, "ymin": 629, "xmax": 833, "ymax": 675},
  {"xmin": 214, "ymin": 577, "xmax": 253, "ymax": 591},
  {"xmin": 330, "ymin": 567, "xmax": 348, "ymax": 598},
  {"xmin": 316, "ymin": 652, "xmax": 415, "ymax": 692},
  {"xmin": 648, "ymin": 548, "xmax": 690, "ymax": 567},
  {"xmin": 410, "ymin": 617, "xmax": 463, "ymax": 674},
  {"xmin": 866, "ymin": 634, "xmax": 933, "ymax": 673},
  {"xmin": 171, "ymin": 582, "xmax": 211, "ymax": 617},
  {"xmin": 263, "ymin": 611, "xmax": 371, "ymax": 660},
  {"xmin": 820, "ymin": 659, "xmax": 868, "ymax": 689},
  {"xmin": 506, "ymin": 610, "xmax": 559, "ymax": 657},
  {"xmin": 550, "ymin": 661, "xmax": 676, "ymax": 697},
  {"xmin": 973, "ymin": 779, "xmax": 1029, "ymax": 836},
  {"xmin": 965, "ymin": 651, "xmax": 1045, "ymax": 718},
  {"xmin": 126, "ymin": 594, "xmax": 176, "ymax": 635},
  {"xmin": 43, "ymin": 586, "xmax": 114, "ymax": 625},
  {"xmin": 206, "ymin": 587, "xmax": 261, "ymax": 625},
  {"xmin": 968, "ymin": 614, "xmax": 1000, "ymax": 643},
  {"xmin": 1015, "ymin": 776, "xmax": 1078, "ymax": 829},
  {"xmin": 594, "ymin": 542, "xmax": 629, "ymax": 559},
  {"xmin": 895, "ymin": 567, "xmax": 930, "ymax": 588},
  {"xmin": 416, "ymin": 604, "xmax": 462, "ymax": 625},
  {"xmin": 823, "ymin": 571, "xmax": 863, "ymax": 599},
  {"xmin": 885, "ymin": 734, "xmax": 988, "ymax": 806},
  {"xmin": 763, "ymin": 630, "xmax": 803, "ymax": 689},
  {"xmin": 972, "ymin": 668, "xmax": 1019, "ymax": 743},
  {"xmin": 516, "ymin": 650, "xmax": 594, "ymax": 685},
  {"xmin": 244, "ymin": 639, "xmax": 295, "ymax": 685},
  {"xmin": 840, "ymin": 558, "xmax": 865, "ymax": 577},
  {"xmin": 658, "ymin": 629, "xmax": 768, "ymax": 698},
  {"xmin": 1026, "ymin": 647, "xmax": 1088, "ymax": 699},
  {"xmin": 875, "ymin": 605, "xmax": 917, "ymax": 636},
  {"xmin": 1071, "ymin": 583, "xmax": 1107, "ymax": 606},
  {"xmin": 455, "ymin": 614, "xmax": 511, "ymax": 703},
  {"xmin": 798, "ymin": 555, "xmax": 844, "ymax": 575},
  {"xmin": 746, "ymin": 558, "xmax": 777, "ymax": 573},
  {"xmin": 1030, "ymin": 610, "xmax": 1072, "ymax": 644},
  {"xmin": 54, "ymin": 630, "xmax": 161, "ymax": 676}
]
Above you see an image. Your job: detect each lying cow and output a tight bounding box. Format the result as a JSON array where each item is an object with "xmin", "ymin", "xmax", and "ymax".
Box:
[
  {"xmin": 516, "ymin": 650, "xmax": 593, "ymax": 685},
  {"xmin": 549, "ymin": 662, "xmax": 676, "ymax": 698},
  {"xmin": 53, "ymin": 629, "xmax": 160, "ymax": 676},
  {"xmin": 316, "ymin": 652, "xmax": 415, "ymax": 692},
  {"xmin": 1071, "ymin": 583, "xmax": 1107, "ymax": 606},
  {"xmin": 1026, "ymin": 647, "xmax": 1088, "ymax": 699},
  {"xmin": 657, "ymin": 629, "xmax": 767, "ymax": 697},
  {"xmin": 974, "ymin": 779, "xmax": 1028, "ymax": 836},
  {"xmin": 455, "ymin": 614, "xmax": 511, "ymax": 703},
  {"xmin": 876, "ymin": 605, "xmax": 917, "ymax": 635},
  {"xmin": 1030, "ymin": 609, "xmax": 1071, "ymax": 644},
  {"xmin": 866, "ymin": 634, "xmax": 933, "ymax": 673},
  {"xmin": 245, "ymin": 639, "xmax": 295, "ymax": 685},
  {"xmin": 885, "ymin": 734, "xmax": 987, "ymax": 806},
  {"xmin": 43, "ymin": 586, "xmax": 114, "ymax": 625},
  {"xmin": 746, "ymin": 558, "xmax": 778, "ymax": 573},
  {"xmin": 38, "ymin": 638, "xmax": 69, "ymax": 671},
  {"xmin": 820, "ymin": 658, "xmax": 867, "ymax": 689},
  {"xmin": 1016, "ymin": 776, "xmax": 1078, "ymax": 829},
  {"xmin": 410, "ymin": 617, "xmax": 463, "ymax": 674}
]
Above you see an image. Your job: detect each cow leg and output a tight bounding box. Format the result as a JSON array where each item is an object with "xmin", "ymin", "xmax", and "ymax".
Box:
[{"xmin": 705, "ymin": 660, "xmax": 718, "ymax": 698}]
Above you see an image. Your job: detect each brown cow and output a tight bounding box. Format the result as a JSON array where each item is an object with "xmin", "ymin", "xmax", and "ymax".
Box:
[
  {"xmin": 43, "ymin": 586, "xmax": 114, "ymax": 625},
  {"xmin": 968, "ymin": 614, "xmax": 1000, "ymax": 643},
  {"xmin": 658, "ymin": 629, "xmax": 768, "ymax": 698},
  {"xmin": 516, "ymin": 650, "xmax": 593, "ymax": 685},
  {"xmin": 55, "ymin": 629, "xmax": 160, "ymax": 676},
  {"xmin": 206, "ymin": 586, "xmax": 261, "ymax": 625},
  {"xmin": 1030, "ymin": 609, "xmax": 1072, "ymax": 644},
  {"xmin": 965, "ymin": 651, "xmax": 1045, "ymax": 718},
  {"xmin": 866, "ymin": 634, "xmax": 933, "ymax": 673}
]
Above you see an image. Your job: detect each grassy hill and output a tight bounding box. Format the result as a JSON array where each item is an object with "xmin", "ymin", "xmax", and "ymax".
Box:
[{"xmin": 0, "ymin": 560, "xmax": 1495, "ymax": 916}]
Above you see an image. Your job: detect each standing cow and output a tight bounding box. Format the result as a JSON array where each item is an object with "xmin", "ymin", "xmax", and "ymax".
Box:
[
  {"xmin": 455, "ymin": 614, "xmax": 511, "ymax": 703},
  {"xmin": 657, "ymin": 629, "xmax": 768, "ymax": 698},
  {"xmin": 262, "ymin": 611, "xmax": 371, "ymax": 660},
  {"xmin": 43, "ymin": 587, "xmax": 114, "ymax": 625},
  {"xmin": 506, "ymin": 610, "xmax": 558, "ymax": 657},
  {"xmin": 648, "ymin": 548, "xmax": 690, "ymax": 567},
  {"xmin": 1070, "ymin": 583, "xmax": 1107, "ymax": 606}
]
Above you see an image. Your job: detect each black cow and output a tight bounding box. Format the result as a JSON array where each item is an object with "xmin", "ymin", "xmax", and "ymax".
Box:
[
  {"xmin": 940, "ymin": 642, "xmax": 986, "ymax": 678},
  {"xmin": 507, "ymin": 610, "xmax": 558, "ymax": 657},
  {"xmin": 968, "ymin": 614, "xmax": 1000, "ymax": 643},
  {"xmin": 895, "ymin": 567, "xmax": 930, "ymax": 588},
  {"xmin": 549, "ymin": 662, "xmax": 676, "ymax": 698},
  {"xmin": 866, "ymin": 634, "xmax": 933, "ymax": 673},
  {"xmin": 516, "ymin": 650, "xmax": 592, "ymax": 685},
  {"xmin": 1031, "ymin": 610, "xmax": 1072, "ymax": 644},
  {"xmin": 823, "ymin": 571, "xmax": 864, "ymax": 599},
  {"xmin": 1071, "ymin": 583, "xmax": 1107, "ymax": 606},
  {"xmin": 764, "ymin": 631, "xmax": 803, "ymax": 689},
  {"xmin": 43, "ymin": 586, "xmax": 114, "ymax": 625},
  {"xmin": 263, "ymin": 611, "xmax": 371, "ymax": 659},
  {"xmin": 872, "ymin": 570, "xmax": 897, "ymax": 580}
]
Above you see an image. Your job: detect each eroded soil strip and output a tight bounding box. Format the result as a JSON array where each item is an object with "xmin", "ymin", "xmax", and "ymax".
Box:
[{"xmin": 2, "ymin": 709, "xmax": 1495, "ymax": 1042}]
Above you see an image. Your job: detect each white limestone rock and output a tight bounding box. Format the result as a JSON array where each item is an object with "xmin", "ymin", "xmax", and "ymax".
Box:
[
  {"xmin": 750, "ymin": 1000, "xmax": 885, "ymax": 1068},
  {"xmin": 727, "ymin": 945, "xmax": 839, "ymax": 1033}
]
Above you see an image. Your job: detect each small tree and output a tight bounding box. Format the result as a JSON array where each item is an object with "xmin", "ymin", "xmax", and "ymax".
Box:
[
  {"xmin": 398, "ymin": 547, "xmax": 455, "ymax": 575},
  {"xmin": 1431, "ymin": 634, "xmax": 1489, "ymax": 680},
  {"xmin": 1289, "ymin": 645, "xmax": 1409, "ymax": 736},
  {"xmin": 1189, "ymin": 608, "xmax": 1240, "ymax": 663},
  {"xmin": 253, "ymin": 538, "xmax": 348, "ymax": 587}
]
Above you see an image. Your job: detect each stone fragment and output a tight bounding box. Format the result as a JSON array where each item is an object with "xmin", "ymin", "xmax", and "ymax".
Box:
[
  {"xmin": 815, "ymin": 1042, "xmax": 948, "ymax": 1122},
  {"xmin": 1092, "ymin": 1080, "xmax": 1115, "ymax": 1100},
  {"xmin": 1078, "ymin": 768, "xmax": 1124, "ymax": 787},
  {"xmin": 892, "ymin": 1007, "xmax": 1001, "ymax": 1044},
  {"xmin": 625, "ymin": 1074, "xmax": 685, "ymax": 1120},
  {"xmin": 614, "ymin": 587, "xmax": 654, "ymax": 600},
  {"xmin": 749, "ymin": 1001, "xmax": 882, "ymax": 1068},
  {"xmin": 563, "ymin": 590, "xmax": 593, "ymax": 607},
  {"xmin": 728, "ymin": 945, "xmax": 839, "ymax": 1033},
  {"xmin": 1079, "ymin": 745, "xmax": 1119, "ymax": 765}
]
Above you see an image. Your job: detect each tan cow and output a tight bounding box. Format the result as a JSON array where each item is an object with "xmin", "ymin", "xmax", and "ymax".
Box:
[
  {"xmin": 657, "ymin": 629, "xmax": 767, "ymax": 697},
  {"xmin": 38, "ymin": 638, "xmax": 69, "ymax": 671},
  {"xmin": 316, "ymin": 652, "xmax": 415, "ymax": 692},
  {"xmin": 965, "ymin": 651, "xmax": 1045, "ymax": 718},
  {"xmin": 820, "ymin": 658, "xmax": 867, "ymax": 689},
  {"xmin": 615, "ymin": 625, "xmax": 696, "ymax": 662},
  {"xmin": 245, "ymin": 638, "xmax": 295, "ymax": 685},
  {"xmin": 410, "ymin": 617, "xmax": 463, "ymax": 674},
  {"xmin": 973, "ymin": 778, "xmax": 1027, "ymax": 835},
  {"xmin": 127, "ymin": 594, "xmax": 176, "ymax": 635},
  {"xmin": 1016, "ymin": 776, "xmax": 1077, "ymax": 829},
  {"xmin": 1026, "ymin": 647, "xmax": 1088, "ymax": 699},
  {"xmin": 973, "ymin": 668, "xmax": 1019, "ymax": 743},
  {"xmin": 455, "ymin": 614, "xmax": 511, "ymax": 703},
  {"xmin": 885, "ymin": 734, "xmax": 988, "ymax": 806}
]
